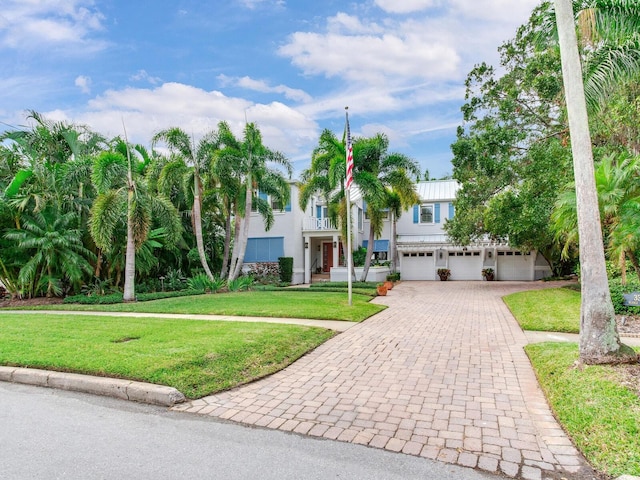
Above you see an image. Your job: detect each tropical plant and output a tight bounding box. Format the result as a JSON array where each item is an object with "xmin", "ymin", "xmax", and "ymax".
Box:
[
  {"xmin": 214, "ymin": 122, "xmax": 291, "ymax": 283},
  {"xmin": 152, "ymin": 127, "xmax": 220, "ymax": 280},
  {"xmin": 354, "ymin": 133, "xmax": 420, "ymax": 281},
  {"xmin": 554, "ymin": 0, "xmax": 634, "ymax": 364},
  {"xmin": 4, "ymin": 208, "xmax": 95, "ymax": 297},
  {"xmin": 89, "ymin": 144, "xmax": 182, "ymax": 301}
]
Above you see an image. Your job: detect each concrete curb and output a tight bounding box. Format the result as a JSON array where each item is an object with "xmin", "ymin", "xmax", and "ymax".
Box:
[{"xmin": 0, "ymin": 366, "xmax": 186, "ymax": 407}]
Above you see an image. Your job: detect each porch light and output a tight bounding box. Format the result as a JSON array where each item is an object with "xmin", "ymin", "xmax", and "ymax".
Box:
[
  {"xmin": 305, "ymin": 242, "xmax": 309, "ymax": 249},
  {"xmin": 333, "ymin": 241, "xmax": 337, "ymax": 248}
]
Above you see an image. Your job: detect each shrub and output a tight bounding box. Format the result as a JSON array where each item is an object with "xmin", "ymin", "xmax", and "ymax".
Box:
[
  {"xmin": 187, "ymin": 274, "xmax": 225, "ymax": 293},
  {"xmin": 278, "ymin": 257, "xmax": 293, "ymax": 283},
  {"xmin": 227, "ymin": 276, "xmax": 254, "ymax": 292},
  {"xmin": 248, "ymin": 262, "xmax": 281, "ymax": 285},
  {"xmin": 386, "ymin": 272, "xmax": 401, "ymax": 282},
  {"xmin": 608, "ymin": 277, "xmax": 640, "ymax": 315},
  {"xmin": 352, "ymin": 247, "xmax": 368, "ymax": 267}
]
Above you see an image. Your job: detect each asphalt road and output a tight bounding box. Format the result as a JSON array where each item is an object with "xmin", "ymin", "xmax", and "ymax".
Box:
[{"xmin": 0, "ymin": 382, "xmax": 495, "ymax": 480}]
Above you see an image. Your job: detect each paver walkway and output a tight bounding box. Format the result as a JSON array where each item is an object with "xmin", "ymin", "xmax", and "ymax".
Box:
[{"xmin": 174, "ymin": 281, "xmax": 598, "ymax": 480}]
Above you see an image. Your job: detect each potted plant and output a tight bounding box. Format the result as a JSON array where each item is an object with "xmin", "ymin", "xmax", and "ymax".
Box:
[
  {"xmin": 437, "ymin": 268, "xmax": 451, "ymax": 281},
  {"xmin": 481, "ymin": 268, "xmax": 495, "ymax": 281},
  {"xmin": 376, "ymin": 283, "xmax": 388, "ymax": 296}
]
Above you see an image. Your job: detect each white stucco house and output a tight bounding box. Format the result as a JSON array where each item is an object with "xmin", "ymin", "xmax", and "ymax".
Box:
[{"xmin": 244, "ymin": 179, "xmax": 552, "ymax": 284}]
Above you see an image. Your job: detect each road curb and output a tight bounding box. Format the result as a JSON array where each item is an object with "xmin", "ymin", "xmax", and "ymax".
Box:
[{"xmin": 0, "ymin": 366, "xmax": 186, "ymax": 407}]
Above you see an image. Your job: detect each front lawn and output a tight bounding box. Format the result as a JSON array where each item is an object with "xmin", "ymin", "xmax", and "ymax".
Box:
[
  {"xmin": 503, "ymin": 287, "xmax": 580, "ymax": 333},
  {"xmin": 526, "ymin": 343, "xmax": 640, "ymax": 477},
  {"xmin": 13, "ymin": 290, "xmax": 384, "ymax": 323},
  {"xmin": 0, "ymin": 314, "xmax": 334, "ymax": 399}
]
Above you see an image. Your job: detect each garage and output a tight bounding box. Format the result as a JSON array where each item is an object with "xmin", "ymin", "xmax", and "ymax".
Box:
[
  {"xmin": 497, "ymin": 251, "xmax": 534, "ymax": 280},
  {"xmin": 401, "ymin": 252, "xmax": 435, "ymax": 280},
  {"xmin": 447, "ymin": 251, "xmax": 483, "ymax": 280}
]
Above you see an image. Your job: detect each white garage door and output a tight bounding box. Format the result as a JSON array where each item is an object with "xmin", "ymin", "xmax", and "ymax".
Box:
[
  {"xmin": 401, "ymin": 252, "xmax": 436, "ymax": 280},
  {"xmin": 447, "ymin": 251, "xmax": 483, "ymax": 280},
  {"xmin": 497, "ymin": 251, "xmax": 533, "ymax": 280}
]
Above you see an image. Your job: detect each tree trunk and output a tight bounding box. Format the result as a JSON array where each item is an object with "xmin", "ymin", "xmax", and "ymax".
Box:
[
  {"xmin": 390, "ymin": 211, "xmax": 398, "ymax": 274},
  {"xmin": 554, "ymin": 0, "xmax": 634, "ymax": 364},
  {"xmin": 123, "ymin": 187, "xmax": 136, "ymax": 302},
  {"xmin": 220, "ymin": 200, "xmax": 232, "ymax": 279},
  {"xmin": 193, "ymin": 174, "xmax": 214, "ymax": 280},
  {"xmin": 359, "ymin": 224, "xmax": 375, "ymax": 282},
  {"xmin": 229, "ymin": 174, "xmax": 252, "ymax": 282}
]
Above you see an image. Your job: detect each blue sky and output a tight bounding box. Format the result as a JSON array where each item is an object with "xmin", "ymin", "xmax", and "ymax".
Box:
[{"xmin": 0, "ymin": 0, "xmax": 540, "ymax": 179}]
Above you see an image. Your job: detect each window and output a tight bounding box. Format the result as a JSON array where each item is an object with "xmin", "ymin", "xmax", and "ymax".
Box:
[
  {"xmin": 244, "ymin": 237, "xmax": 284, "ymax": 262},
  {"xmin": 357, "ymin": 207, "xmax": 363, "ymax": 231},
  {"xmin": 420, "ymin": 204, "xmax": 434, "ymax": 223}
]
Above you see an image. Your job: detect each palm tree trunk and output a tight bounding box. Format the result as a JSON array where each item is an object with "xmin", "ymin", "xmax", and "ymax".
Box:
[
  {"xmin": 230, "ymin": 174, "xmax": 252, "ymax": 282},
  {"xmin": 220, "ymin": 202, "xmax": 232, "ymax": 279},
  {"xmin": 123, "ymin": 187, "xmax": 136, "ymax": 302},
  {"xmin": 554, "ymin": 0, "xmax": 632, "ymax": 364},
  {"xmin": 193, "ymin": 175, "xmax": 214, "ymax": 280},
  {"xmin": 360, "ymin": 225, "xmax": 375, "ymax": 282},
  {"xmin": 228, "ymin": 203, "xmax": 242, "ymax": 279}
]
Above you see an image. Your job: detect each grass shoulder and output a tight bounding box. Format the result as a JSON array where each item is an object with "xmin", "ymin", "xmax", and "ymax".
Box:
[
  {"xmin": 0, "ymin": 313, "xmax": 335, "ymax": 399},
  {"xmin": 526, "ymin": 342, "xmax": 640, "ymax": 477},
  {"xmin": 11, "ymin": 290, "xmax": 385, "ymax": 323},
  {"xmin": 503, "ymin": 287, "xmax": 580, "ymax": 333}
]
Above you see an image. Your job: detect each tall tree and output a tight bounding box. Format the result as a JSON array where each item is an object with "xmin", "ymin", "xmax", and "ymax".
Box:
[
  {"xmin": 215, "ymin": 122, "xmax": 291, "ymax": 282},
  {"xmin": 152, "ymin": 128, "xmax": 219, "ymax": 280},
  {"xmin": 89, "ymin": 143, "xmax": 182, "ymax": 300},
  {"xmin": 354, "ymin": 133, "xmax": 420, "ymax": 281},
  {"xmin": 554, "ymin": 0, "xmax": 634, "ymax": 364}
]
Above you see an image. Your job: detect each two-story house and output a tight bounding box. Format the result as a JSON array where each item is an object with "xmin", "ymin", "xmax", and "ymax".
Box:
[{"xmin": 244, "ymin": 180, "xmax": 552, "ymax": 283}]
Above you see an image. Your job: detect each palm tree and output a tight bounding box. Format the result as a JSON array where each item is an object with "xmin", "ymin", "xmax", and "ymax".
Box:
[
  {"xmin": 89, "ymin": 144, "xmax": 182, "ymax": 301},
  {"xmin": 4, "ymin": 208, "xmax": 95, "ymax": 297},
  {"xmin": 215, "ymin": 122, "xmax": 291, "ymax": 282},
  {"xmin": 554, "ymin": 0, "xmax": 634, "ymax": 364},
  {"xmin": 152, "ymin": 128, "xmax": 219, "ymax": 280},
  {"xmin": 553, "ymin": 153, "xmax": 640, "ymax": 280},
  {"xmin": 353, "ymin": 133, "xmax": 420, "ymax": 281}
]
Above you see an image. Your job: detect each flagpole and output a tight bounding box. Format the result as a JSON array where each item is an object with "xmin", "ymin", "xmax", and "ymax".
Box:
[{"xmin": 345, "ymin": 107, "xmax": 353, "ymax": 306}]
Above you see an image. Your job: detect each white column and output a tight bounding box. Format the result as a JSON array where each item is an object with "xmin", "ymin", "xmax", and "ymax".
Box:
[{"xmin": 304, "ymin": 235, "xmax": 311, "ymax": 284}]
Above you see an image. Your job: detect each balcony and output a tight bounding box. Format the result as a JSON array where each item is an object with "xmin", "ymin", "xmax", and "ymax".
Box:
[{"xmin": 303, "ymin": 217, "xmax": 337, "ymax": 231}]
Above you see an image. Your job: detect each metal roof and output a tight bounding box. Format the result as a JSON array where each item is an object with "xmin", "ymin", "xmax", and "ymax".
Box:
[{"xmin": 415, "ymin": 180, "xmax": 460, "ymax": 202}]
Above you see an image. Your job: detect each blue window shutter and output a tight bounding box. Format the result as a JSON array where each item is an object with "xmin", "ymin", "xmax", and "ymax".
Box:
[
  {"xmin": 363, "ymin": 200, "xmax": 367, "ymax": 213},
  {"xmin": 448, "ymin": 202, "xmax": 454, "ymax": 219},
  {"xmin": 285, "ymin": 200, "xmax": 291, "ymax": 212},
  {"xmin": 259, "ymin": 191, "xmax": 268, "ymax": 201},
  {"xmin": 316, "ymin": 205, "xmax": 321, "ymax": 218},
  {"xmin": 413, "ymin": 205, "xmax": 419, "ymax": 223},
  {"xmin": 435, "ymin": 203, "xmax": 441, "ymax": 223}
]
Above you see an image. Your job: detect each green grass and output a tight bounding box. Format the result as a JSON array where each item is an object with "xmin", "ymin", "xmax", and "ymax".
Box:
[
  {"xmin": 0, "ymin": 314, "xmax": 334, "ymax": 399},
  {"xmin": 503, "ymin": 287, "xmax": 580, "ymax": 333},
  {"xmin": 13, "ymin": 290, "xmax": 385, "ymax": 322},
  {"xmin": 526, "ymin": 343, "xmax": 640, "ymax": 477}
]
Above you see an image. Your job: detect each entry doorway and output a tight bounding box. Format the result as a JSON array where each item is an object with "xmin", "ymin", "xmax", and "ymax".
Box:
[{"xmin": 322, "ymin": 243, "xmax": 333, "ymax": 272}]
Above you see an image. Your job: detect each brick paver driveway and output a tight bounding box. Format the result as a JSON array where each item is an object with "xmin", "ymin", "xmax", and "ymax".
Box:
[{"xmin": 174, "ymin": 281, "xmax": 597, "ymax": 480}]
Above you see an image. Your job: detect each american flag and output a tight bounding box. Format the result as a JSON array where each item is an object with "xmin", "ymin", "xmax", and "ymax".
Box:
[{"xmin": 345, "ymin": 110, "xmax": 354, "ymax": 190}]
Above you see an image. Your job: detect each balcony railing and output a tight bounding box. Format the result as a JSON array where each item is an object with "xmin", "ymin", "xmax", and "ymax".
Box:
[{"xmin": 303, "ymin": 217, "xmax": 336, "ymax": 231}]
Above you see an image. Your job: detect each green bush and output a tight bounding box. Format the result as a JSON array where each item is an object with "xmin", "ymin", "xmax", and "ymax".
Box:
[
  {"xmin": 352, "ymin": 247, "xmax": 368, "ymax": 267},
  {"xmin": 64, "ymin": 289, "xmax": 203, "ymax": 305},
  {"xmin": 386, "ymin": 272, "xmax": 401, "ymax": 282},
  {"xmin": 187, "ymin": 274, "xmax": 225, "ymax": 293},
  {"xmin": 227, "ymin": 276, "xmax": 254, "ymax": 292},
  {"xmin": 609, "ymin": 277, "xmax": 640, "ymax": 315},
  {"xmin": 278, "ymin": 257, "xmax": 293, "ymax": 283}
]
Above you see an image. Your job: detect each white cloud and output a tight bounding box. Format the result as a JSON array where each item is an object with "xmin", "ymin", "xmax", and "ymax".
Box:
[
  {"xmin": 279, "ymin": 17, "xmax": 460, "ymax": 86},
  {"xmin": 130, "ymin": 70, "xmax": 162, "ymax": 85},
  {"xmin": 451, "ymin": 0, "xmax": 541, "ymax": 23},
  {"xmin": 0, "ymin": 0, "xmax": 106, "ymax": 51},
  {"xmin": 51, "ymin": 82, "xmax": 319, "ymax": 161},
  {"xmin": 75, "ymin": 75, "xmax": 91, "ymax": 94},
  {"xmin": 238, "ymin": 0, "xmax": 285, "ymax": 10},
  {"xmin": 218, "ymin": 74, "xmax": 312, "ymax": 103},
  {"xmin": 374, "ymin": 0, "xmax": 437, "ymax": 14}
]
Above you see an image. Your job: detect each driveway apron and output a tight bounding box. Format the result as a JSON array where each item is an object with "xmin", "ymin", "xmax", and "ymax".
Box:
[{"xmin": 174, "ymin": 281, "xmax": 595, "ymax": 479}]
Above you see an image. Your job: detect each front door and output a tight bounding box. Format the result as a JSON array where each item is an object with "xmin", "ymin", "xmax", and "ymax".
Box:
[{"xmin": 322, "ymin": 243, "xmax": 333, "ymax": 272}]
